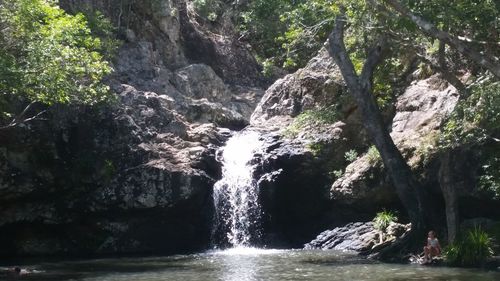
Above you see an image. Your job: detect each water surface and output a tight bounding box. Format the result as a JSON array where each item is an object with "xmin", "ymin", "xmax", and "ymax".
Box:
[{"xmin": 2, "ymin": 248, "xmax": 499, "ymax": 281}]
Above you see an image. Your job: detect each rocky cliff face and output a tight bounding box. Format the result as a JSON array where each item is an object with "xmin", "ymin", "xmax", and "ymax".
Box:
[{"xmin": 0, "ymin": 0, "xmax": 264, "ymax": 257}]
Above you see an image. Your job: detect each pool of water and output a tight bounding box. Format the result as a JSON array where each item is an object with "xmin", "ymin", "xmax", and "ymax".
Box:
[{"xmin": 2, "ymin": 248, "xmax": 499, "ymax": 281}]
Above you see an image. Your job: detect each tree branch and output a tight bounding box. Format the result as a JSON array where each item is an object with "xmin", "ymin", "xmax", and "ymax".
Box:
[
  {"xmin": 437, "ymin": 41, "xmax": 469, "ymax": 98},
  {"xmin": 412, "ymin": 44, "xmax": 469, "ymax": 98},
  {"xmin": 360, "ymin": 38, "xmax": 386, "ymax": 89},
  {"xmin": 327, "ymin": 9, "xmax": 360, "ymax": 92},
  {"xmin": 383, "ymin": 0, "xmax": 500, "ymax": 78},
  {"xmin": 0, "ymin": 102, "xmax": 47, "ymax": 130}
]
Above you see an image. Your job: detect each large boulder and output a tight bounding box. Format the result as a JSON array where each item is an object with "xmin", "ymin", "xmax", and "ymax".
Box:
[
  {"xmin": 251, "ymin": 49, "xmax": 346, "ymax": 125},
  {"xmin": 305, "ymin": 221, "xmax": 411, "ymax": 252}
]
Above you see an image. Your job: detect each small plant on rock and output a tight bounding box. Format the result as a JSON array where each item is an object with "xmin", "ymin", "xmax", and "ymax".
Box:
[
  {"xmin": 373, "ymin": 210, "xmax": 397, "ymax": 244},
  {"xmin": 366, "ymin": 145, "xmax": 382, "ymax": 165},
  {"xmin": 373, "ymin": 210, "xmax": 397, "ymax": 232},
  {"xmin": 283, "ymin": 105, "xmax": 339, "ymax": 138},
  {"xmin": 330, "ymin": 169, "xmax": 344, "ymax": 179},
  {"xmin": 344, "ymin": 149, "xmax": 358, "ymax": 163},
  {"xmin": 306, "ymin": 142, "xmax": 324, "ymax": 156}
]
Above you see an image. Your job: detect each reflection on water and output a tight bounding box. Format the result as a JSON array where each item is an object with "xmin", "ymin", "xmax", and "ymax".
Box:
[
  {"xmin": 214, "ymin": 247, "xmax": 283, "ymax": 281},
  {"xmin": 1, "ymin": 249, "xmax": 499, "ymax": 281}
]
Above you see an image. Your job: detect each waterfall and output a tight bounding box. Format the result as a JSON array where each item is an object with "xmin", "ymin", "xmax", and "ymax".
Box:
[{"xmin": 213, "ymin": 130, "xmax": 264, "ymax": 248}]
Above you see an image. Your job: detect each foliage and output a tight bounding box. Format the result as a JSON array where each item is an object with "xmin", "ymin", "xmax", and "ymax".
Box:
[
  {"xmin": 413, "ymin": 131, "xmax": 439, "ymax": 166},
  {"xmin": 385, "ymin": 0, "xmax": 500, "ymax": 74},
  {"xmin": 260, "ymin": 58, "xmax": 277, "ymax": 78},
  {"xmin": 439, "ymin": 80, "xmax": 500, "ymax": 149},
  {"xmin": 406, "ymin": 0, "xmax": 499, "ymax": 46},
  {"xmin": 366, "ymin": 145, "xmax": 382, "ymax": 165},
  {"xmin": 330, "ymin": 169, "xmax": 344, "ymax": 179},
  {"xmin": 78, "ymin": 10, "xmax": 120, "ymax": 60},
  {"xmin": 306, "ymin": 142, "xmax": 325, "ymax": 156},
  {"xmin": 344, "ymin": 149, "xmax": 358, "ymax": 163},
  {"xmin": 240, "ymin": 0, "xmax": 498, "ymax": 100},
  {"xmin": 478, "ymin": 154, "xmax": 500, "ymax": 200},
  {"xmin": 101, "ymin": 159, "xmax": 117, "ymax": 183},
  {"xmin": 193, "ymin": 0, "xmax": 222, "ymax": 21},
  {"xmin": 238, "ymin": 0, "xmax": 337, "ymax": 71},
  {"xmin": 0, "ymin": 0, "xmax": 115, "ymax": 111},
  {"xmin": 444, "ymin": 227, "xmax": 494, "ymax": 267},
  {"xmin": 284, "ymin": 105, "xmax": 339, "ymax": 137},
  {"xmin": 373, "ymin": 210, "xmax": 397, "ymax": 231},
  {"xmin": 438, "ymin": 78, "xmax": 500, "ymax": 200}
]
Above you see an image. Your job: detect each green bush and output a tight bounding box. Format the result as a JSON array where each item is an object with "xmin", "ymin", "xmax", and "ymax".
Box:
[
  {"xmin": 478, "ymin": 155, "xmax": 500, "ymax": 200},
  {"xmin": 330, "ymin": 169, "xmax": 344, "ymax": 179},
  {"xmin": 344, "ymin": 149, "xmax": 358, "ymax": 163},
  {"xmin": 193, "ymin": 0, "xmax": 222, "ymax": 21},
  {"xmin": 283, "ymin": 105, "xmax": 339, "ymax": 137},
  {"xmin": 439, "ymin": 80, "xmax": 500, "ymax": 149},
  {"xmin": 0, "ymin": 0, "xmax": 115, "ymax": 106},
  {"xmin": 306, "ymin": 142, "xmax": 325, "ymax": 156},
  {"xmin": 444, "ymin": 227, "xmax": 493, "ymax": 267},
  {"xmin": 238, "ymin": 0, "xmax": 336, "ymax": 71},
  {"xmin": 366, "ymin": 145, "xmax": 382, "ymax": 165},
  {"xmin": 373, "ymin": 210, "xmax": 397, "ymax": 232}
]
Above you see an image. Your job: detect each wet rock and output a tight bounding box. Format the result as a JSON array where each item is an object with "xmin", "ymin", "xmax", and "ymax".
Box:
[{"xmin": 304, "ymin": 221, "xmax": 411, "ymax": 252}]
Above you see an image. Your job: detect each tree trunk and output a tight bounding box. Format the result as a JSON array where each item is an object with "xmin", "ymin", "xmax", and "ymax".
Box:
[
  {"xmin": 327, "ymin": 10, "xmax": 429, "ymax": 232},
  {"xmin": 438, "ymin": 149, "xmax": 469, "ymax": 244},
  {"xmin": 383, "ymin": 0, "xmax": 500, "ymax": 79}
]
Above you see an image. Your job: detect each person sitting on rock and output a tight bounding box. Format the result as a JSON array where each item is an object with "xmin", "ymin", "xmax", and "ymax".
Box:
[{"xmin": 423, "ymin": 230, "xmax": 441, "ymax": 263}]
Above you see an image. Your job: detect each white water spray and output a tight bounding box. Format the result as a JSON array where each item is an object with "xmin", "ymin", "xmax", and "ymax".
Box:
[{"xmin": 213, "ymin": 130, "xmax": 264, "ymax": 247}]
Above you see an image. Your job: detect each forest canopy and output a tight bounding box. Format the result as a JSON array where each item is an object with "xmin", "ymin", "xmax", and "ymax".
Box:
[{"xmin": 235, "ymin": 0, "xmax": 499, "ymax": 74}]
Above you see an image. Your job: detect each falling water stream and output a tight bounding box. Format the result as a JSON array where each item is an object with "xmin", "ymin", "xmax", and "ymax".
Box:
[{"xmin": 212, "ymin": 130, "xmax": 264, "ymax": 247}]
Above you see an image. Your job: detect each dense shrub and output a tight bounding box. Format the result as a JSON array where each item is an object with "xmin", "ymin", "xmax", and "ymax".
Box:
[
  {"xmin": 444, "ymin": 227, "xmax": 494, "ymax": 267},
  {"xmin": 0, "ymin": 0, "xmax": 117, "ymax": 125}
]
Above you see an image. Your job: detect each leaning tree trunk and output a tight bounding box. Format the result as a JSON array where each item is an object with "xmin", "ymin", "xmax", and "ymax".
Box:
[{"xmin": 327, "ymin": 10, "xmax": 430, "ymax": 233}]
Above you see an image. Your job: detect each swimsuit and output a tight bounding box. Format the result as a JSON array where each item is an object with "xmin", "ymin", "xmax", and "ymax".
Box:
[{"xmin": 429, "ymin": 238, "xmax": 439, "ymax": 248}]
